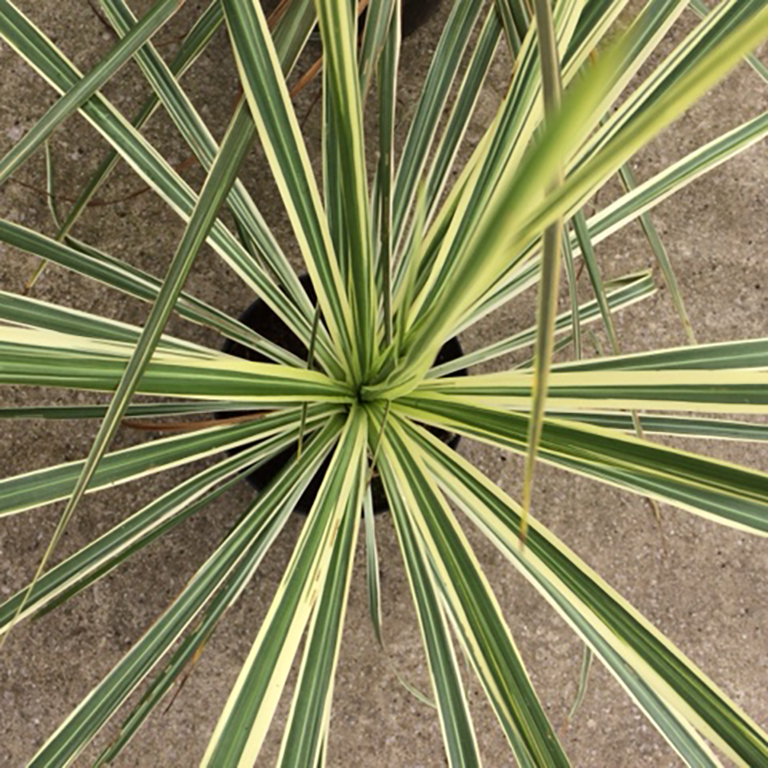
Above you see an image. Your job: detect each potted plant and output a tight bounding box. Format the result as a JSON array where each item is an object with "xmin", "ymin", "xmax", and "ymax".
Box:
[{"xmin": 1, "ymin": 0, "xmax": 767, "ymax": 765}]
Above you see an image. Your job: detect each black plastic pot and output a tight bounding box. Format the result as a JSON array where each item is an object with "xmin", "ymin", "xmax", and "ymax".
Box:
[
  {"xmin": 266, "ymin": 0, "xmax": 443, "ymax": 41},
  {"xmin": 399, "ymin": 0, "xmax": 444, "ymax": 38},
  {"xmin": 220, "ymin": 275, "xmax": 466, "ymax": 514}
]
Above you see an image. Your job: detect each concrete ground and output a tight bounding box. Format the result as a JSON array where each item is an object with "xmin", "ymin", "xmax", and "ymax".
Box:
[{"xmin": 1, "ymin": 1, "xmax": 767, "ymax": 766}]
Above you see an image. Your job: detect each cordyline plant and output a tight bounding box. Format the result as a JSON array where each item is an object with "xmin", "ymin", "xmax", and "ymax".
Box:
[{"xmin": 1, "ymin": 0, "xmax": 767, "ymax": 764}]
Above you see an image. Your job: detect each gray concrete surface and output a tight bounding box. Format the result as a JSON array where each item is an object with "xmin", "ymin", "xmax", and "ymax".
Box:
[{"xmin": 1, "ymin": 2, "xmax": 767, "ymax": 766}]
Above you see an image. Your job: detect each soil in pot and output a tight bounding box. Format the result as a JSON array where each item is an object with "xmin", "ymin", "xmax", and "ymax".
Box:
[{"xmin": 219, "ymin": 275, "xmax": 467, "ymax": 514}]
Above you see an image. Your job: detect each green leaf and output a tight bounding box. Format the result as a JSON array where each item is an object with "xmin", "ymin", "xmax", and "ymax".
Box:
[
  {"xmin": 398, "ymin": 398, "xmax": 768, "ymax": 534},
  {"xmin": 0, "ymin": 1, "xmax": 340, "ymax": 372},
  {"xmin": 559, "ymin": 412, "xmax": 768, "ymax": 442},
  {"xmin": 363, "ymin": 486, "xmax": 383, "ymax": 646},
  {"xmin": 277, "ymin": 451, "xmax": 362, "ymax": 767},
  {"xmin": 560, "ymin": 223, "xmax": 583, "ymax": 361},
  {"xmin": 379, "ymin": 454, "xmax": 483, "ymax": 768},
  {"xmin": 0, "ymin": 289, "xmax": 214, "ymax": 356},
  {"xmin": 0, "ymin": 0, "xmax": 182, "ymax": 183},
  {"xmin": 358, "ymin": 0, "xmax": 395, "ymax": 98},
  {"xmin": 494, "ymin": 0, "xmax": 530, "ymax": 56},
  {"xmin": 202, "ymin": 408, "xmax": 367, "ymax": 766},
  {"xmin": 431, "ymin": 271, "xmax": 656, "ymax": 377},
  {"xmin": 522, "ymin": 0, "xmax": 567, "ymax": 539},
  {"xmin": 315, "ymin": 0, "xmax": 375, "ymax": 372},
  {"xmin": 381, "ymin": 415, "xmax": 569, "ymax": 767},
  {"xmin": 98, "ymin": 0, "xmax": 318, "ymax": 328},
  {"xmin": 415, "ymin": 367, "xmax": 768, "ymax": 413},
  {"xmin": 0, "ymin": 327, "xmax": 350, "ymax": 402},
  {"xmin": 42, "ymin": 140, "xmax": 61, "ymax": 228},
  {"xmin": 555, "ymin": 336, "xmax": 768, "ymax": 372},
  {"xmin": 410, "ymin": 422, "xmax": 752, "ymax": 765},
  {"xmin": 0, "ymin": 405, "xmax": 337, "ymax": 517},
  {"xmin": 0, "ymin": 419, "xmax": 315, "ymax": 631},
  {"xmin": 373, "ymin": 0, "xmax": 400, "ymax": 348},
  {"xmin": 222, "ymin": 0, "xmax": 356, "ymax": 377},
  {"xmin": 567, "ymin": 644, "xmax": 593, "ymax": 722},
  {"xmin": 28, "ymin": 416, "xmax": 345, "ymax": 767}
]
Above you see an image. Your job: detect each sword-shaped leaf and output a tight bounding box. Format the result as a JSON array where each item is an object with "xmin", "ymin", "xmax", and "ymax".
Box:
[
  {"xmin": 0, "ymin": 0, "xmax": 182, "ymax": 183},
  {"xmin": 27, "ymin": 417, "xmax": 344, "ymax": 767},
  {"xmin": 378, "ymin": 451, "xmax": 483, "ymax": 768},
  {"xmin": 381, "ymin": 416, "xmax": 569, "ymax": 766},
  {"xmin": 202, "ymin": 408, "xmax": 367, "ymax": 766},
  {"xmin": 409, "ymin": 421, "xmax": 764, "ymax": 765},
  {"xmin": 397, "ymin": 398, "xmax": 768, "ymax": 534},
  {"xmin": 222, "ymin": 0, "xmax": 356, "ymax": 376}
]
